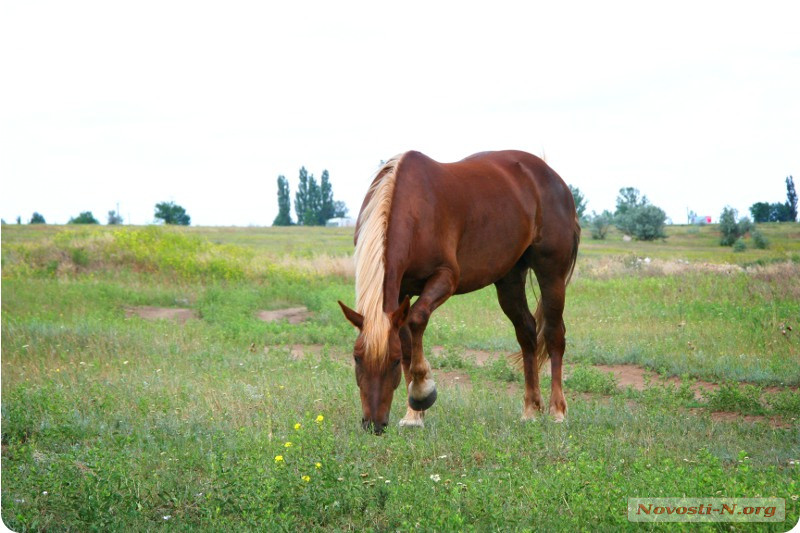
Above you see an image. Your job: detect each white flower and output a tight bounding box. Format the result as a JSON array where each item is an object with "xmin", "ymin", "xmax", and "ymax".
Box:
[
  {"xmin": 430, "ymin": 474, "xmax": 441, "ymax": 482},
  {"xmin": 163, "ymin": 515, "xmax": 171, "ymax": 520}
]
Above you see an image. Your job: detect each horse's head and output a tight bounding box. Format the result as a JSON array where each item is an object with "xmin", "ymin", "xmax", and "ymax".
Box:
[{"xmin": 338, "ymin": 297, "xmax": 410, "ymax": 435}]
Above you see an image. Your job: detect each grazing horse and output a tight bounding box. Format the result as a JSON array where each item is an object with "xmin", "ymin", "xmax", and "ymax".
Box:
[{"xmin": 338, "ymin": 150, "xmax": 580, "ymax": 434}]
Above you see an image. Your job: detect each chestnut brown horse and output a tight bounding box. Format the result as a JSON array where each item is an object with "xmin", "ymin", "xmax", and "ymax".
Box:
[{"xmin": 338, "ymin": 150, "xmax": 580, "ymax": 434}]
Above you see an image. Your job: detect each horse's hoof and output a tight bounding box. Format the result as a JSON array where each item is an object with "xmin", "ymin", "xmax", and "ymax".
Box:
[
  {"xmin": 552, "ymin": 413, "xmax": 566, "ymax": 423},
  {"xmin": 398, "ymin": 417, "xmax": 425, "ymax": 428},
  {"xmin": 522, "ymin": 404, "xmax": 542, "ymax": 421},
  {"xmin": 408, "ymin": 387, "xmax": 437, "ymax": 411}
]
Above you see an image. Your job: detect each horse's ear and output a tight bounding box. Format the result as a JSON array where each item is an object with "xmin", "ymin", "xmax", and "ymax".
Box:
[
  {"xmin": 391, "ymin": 295, "xmax": 411, "ymax": 328},
  {"xmin": 338, "ymin": 300, "xmax": 364, "ymax": 330}
]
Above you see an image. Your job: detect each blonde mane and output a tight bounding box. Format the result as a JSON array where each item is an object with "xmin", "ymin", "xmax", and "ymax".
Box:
[{"xmin": 354, "ymin": 155, "xmax": 402, "ymax": 364}]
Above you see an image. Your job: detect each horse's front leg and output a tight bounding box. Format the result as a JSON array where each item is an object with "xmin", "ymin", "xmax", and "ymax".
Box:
[
  {"xmin": 405, "ymin": 268, "xmax": 458, "ymax": 415},
  {"xmin": 398, "ymin": 323, "xmax": 425, "ymax": 427}
]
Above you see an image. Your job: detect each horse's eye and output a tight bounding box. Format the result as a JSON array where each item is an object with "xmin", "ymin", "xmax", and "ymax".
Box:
[{"xmin": 392, "ymin": 358, "xmax": 401, "ymax": 368}]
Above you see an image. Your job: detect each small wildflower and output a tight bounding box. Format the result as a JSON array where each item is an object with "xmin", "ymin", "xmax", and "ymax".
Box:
[
  {"xmin": 284, "ymin": 442, "xmax": 292, "ymax": 448},
  {"xmin": 315, "ymin": 462, "xmax": 322, "ymax": 469},
  {"xmin": 123, "ymin": 361, "xmax": 129, "ymax": 365},
  {"xmin": 294, "ymin": 423, "xmax": 301, "ymax": 430},
  {"xmin": 430, "ymin": 474, "xmax": 441, "ymax": 482},
  {"xmin": 315, "ymin": 414, "xmax": 324, "ymax": 423},
  {"xmin": 163, "ymin": 515, "xmax": 171, "ymax": 521},
  {"xmin": 42, "ymin": 491, "xmax": 48, "ymax": 495},
  {"xmin": 301, "ymin": 475, "xmax": 310, "ymax": 483},
  {"xmin": 274, "ymin": 455, "xmax": 284, "ymax": 463},
  {"xmin": 385, "ymin": 479, "xmax": 391, "ymax": 484}
]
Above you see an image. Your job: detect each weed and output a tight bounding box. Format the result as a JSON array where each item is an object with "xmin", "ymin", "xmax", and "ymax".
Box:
[
  {"xmin": 565, "ymin": 365, "xmax": 618, "ymax": 394},
  {"xmin": 704, "ymin": 382, "xmax": 765, "ymax": 415}
]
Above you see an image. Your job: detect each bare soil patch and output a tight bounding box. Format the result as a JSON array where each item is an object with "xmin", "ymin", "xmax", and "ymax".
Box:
[
  {"xmin": 592, "ymin": 364, "xmax": 719, "ymax": 400},
  {"xmin": 257, "ymin": 307, "xmax": 311, "ymax": 324},
  {"xmin": 125, "ymin": 306, "xmax": 197, "ymax": 324},
  {"xmin": 436, "ymin": 370, "xmax": 472, "ymax": 390},
  {"xmin": 431, "ymin": 345, "xmax": 499, "ymax": 366}
]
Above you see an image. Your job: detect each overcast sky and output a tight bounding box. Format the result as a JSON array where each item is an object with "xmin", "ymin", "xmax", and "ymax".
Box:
[{"xmin": 1, "ymin": 1, "xmax": 798, "ymax": 226}]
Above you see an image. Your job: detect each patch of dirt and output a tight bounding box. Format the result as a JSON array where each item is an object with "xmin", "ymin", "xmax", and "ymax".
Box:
[
  {"xmin": 289, "ymin": 344, "xmax": 323, "ymax": 360},
  {"xmin": 125, "ymin": 306, "xmax": 197, "ymax": 324},
  {"xmin": 592, "ymin": 364, "xmax": 719, "ymax": 400},
  {"xmin": 436, "ymin": 370, "xmax": 472, "ymax": 390},
  {"xmin": 257, "ymin": 307, "xmax": 311, "ymax": 324},
  {"xmin": 430, "ymin": 345, "xmax": 499, "ymax": 366}
]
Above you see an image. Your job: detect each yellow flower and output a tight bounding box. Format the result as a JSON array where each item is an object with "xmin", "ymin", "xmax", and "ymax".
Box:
[
  {"xmin": 294, "ymin": 423, "xmax": 301, "ymax": 430},
  {"xmin": 301, "ymin": 475, "xmax": 310, "ymax": 483},
  {"xmin": 284, "ymin": 442, "xmax": 292, "ymax": 448},
  {"xmin": 274, "ymin": 455, "xmax": 284, "ymax": 463},
  {"xmin": 315, "ymin": 462, "xmax": 322, "ymax": 469},
  {"xmin": 315, "ymin": 415, "xmax": 324, "ymax": 423}
]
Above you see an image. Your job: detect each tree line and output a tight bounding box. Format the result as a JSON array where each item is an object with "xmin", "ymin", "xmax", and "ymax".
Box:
[
  {"xmin": 273, "ymin": 167, "xmax": 348, "ymax": 226},
  {"xmin": 8, "ymin": 202, "xmax": 191, "ymax": 226},
  {"xmin": 570, "ymin": 175, "xmax": 797, "ymax": 250}
]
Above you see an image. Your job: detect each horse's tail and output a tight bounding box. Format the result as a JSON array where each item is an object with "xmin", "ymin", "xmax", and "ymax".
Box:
[{"xmin": 511, "ymin": 215, "xmax": 581, "ymax": 374}]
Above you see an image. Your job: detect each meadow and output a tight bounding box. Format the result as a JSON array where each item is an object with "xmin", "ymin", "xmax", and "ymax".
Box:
[{"xmin": 1, "ymin": 222, "xmax": 799, "ymax": 531}]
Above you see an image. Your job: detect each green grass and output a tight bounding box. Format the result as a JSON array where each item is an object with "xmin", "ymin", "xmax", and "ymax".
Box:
[{"xmin": 2, "ymin": 224, "xmax": 799, "ymax": 530}]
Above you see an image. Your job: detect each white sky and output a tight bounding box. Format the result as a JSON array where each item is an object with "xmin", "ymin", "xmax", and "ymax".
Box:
[{"xmin": 1, "ymin": 1, "xmax": 798, "ymax": 226}]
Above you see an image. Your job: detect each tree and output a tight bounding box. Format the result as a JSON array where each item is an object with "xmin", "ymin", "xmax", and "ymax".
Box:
[
  {"xmin": 273, "ymin": 175, "xmax": 293, "ymax": 226},
  {"xmin": 29, "ymin": 212, "xmax": 46, "ymax": 224},
  {"xmin": 749, "ymin": 202, "xmax": 772, "ymax": 223},
  {"xmin": 786, "ymin": 175, "xmax": 797, "ymax": 222},
  {"xmin": 107, "ymin": 210, "xmax": 123, "ymax": 225},
  {"xmin": 568, "ymin": 185, "xmax": 587, "ymax": 221},
  {"xmin": 319, "ymin": 170, "xmax": 335, "ymax": 224},
  {"xmin": 615, "ymin": 187, "xmax": 647, "ymax": 216},
  {"xmin": 294, "ymin": 167, "xmax": 310, "ymax": 225},
  {"xmin": 69, "ymin": 211, "xmax": 99, "ymax": 224},
  {"xmin": 588, "ymin": 210, "xmax": 613, "ymax": 240},
  {"xmin": 613, "ymin": 187, "xmax": 665, "ymax": 240},
  {"xmin": 303, "ymin": 175, "xmax": 321, "ymax": 226},
  {"xmin": 333, "ymin": 200, "xmax": 349, "ymax": 218},
  {"xmin": 626, "ymin": 205, "xmax": 667, "ymax": 241},
  {"xmin": 291, "ymin": 166, "xmax": 348, "ymax": 225},
  {"xmin": 719, "ymin": 206, "xmax": 752, "ymax": 246},
  {"xmin": 154, "ymin": 201, "xmax": 190, "ymax": 225}
]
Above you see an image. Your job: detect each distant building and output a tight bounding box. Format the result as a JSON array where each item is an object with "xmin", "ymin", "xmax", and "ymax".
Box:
[
  {"xmin": 325, "ymin": 217, "xmax": 355, "ymax": 227},
  {"xmin": 688, "ymin": 212, "xmax": 712, "ymax": 225}
]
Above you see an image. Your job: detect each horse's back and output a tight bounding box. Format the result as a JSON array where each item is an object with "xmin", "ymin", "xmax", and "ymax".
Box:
[{"xmin": 387, "ymin": 150, "xmax": 575, "ymax": 293}]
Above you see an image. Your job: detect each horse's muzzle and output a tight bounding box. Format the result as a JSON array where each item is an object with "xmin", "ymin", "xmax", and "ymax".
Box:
[{"xmin": 362, "ymin": 418, "xmax": 388, "ymax": 435}]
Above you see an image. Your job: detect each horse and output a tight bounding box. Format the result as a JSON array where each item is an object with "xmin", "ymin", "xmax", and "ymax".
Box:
[{"xmin": 338, "ymin": 150, "xmax": 580, "ymax": 434}]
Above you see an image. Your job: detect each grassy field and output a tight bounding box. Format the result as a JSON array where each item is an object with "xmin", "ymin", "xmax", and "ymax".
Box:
[{"xmin": 2, "ymin": 223, "xmax": 799, "ymax": 531}]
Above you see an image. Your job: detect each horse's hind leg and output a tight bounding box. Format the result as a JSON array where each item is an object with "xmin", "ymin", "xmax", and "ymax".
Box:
[
  {"xmin": 495, "ymin": 264, "xmax": 543, "ymax": 420},
  {"xmin": 530, "ymin": 260, "xmax": 569, "ymax": 422}
]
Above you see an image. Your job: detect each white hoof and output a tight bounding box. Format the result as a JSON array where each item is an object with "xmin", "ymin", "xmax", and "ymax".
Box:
[{"xmin": 399, "ymin": 417, "xmax": 425, "ymax": 428}]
